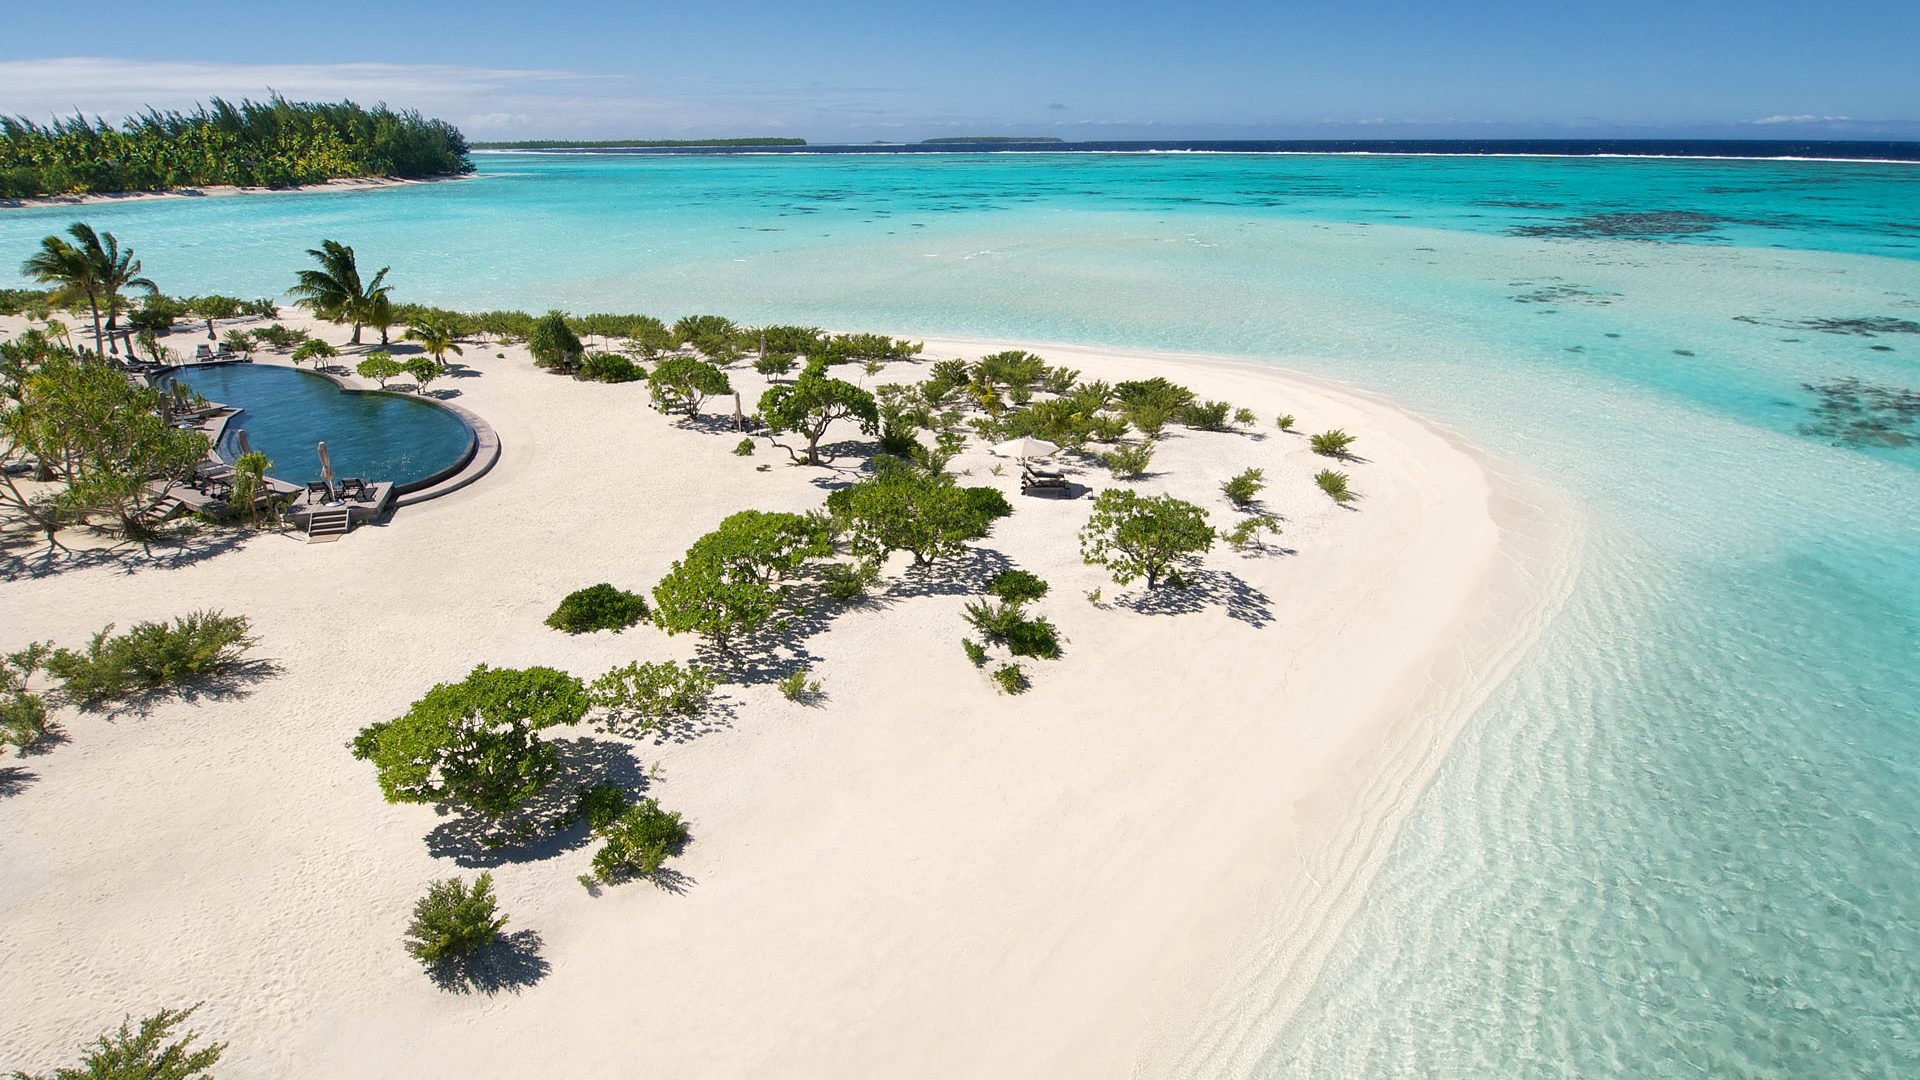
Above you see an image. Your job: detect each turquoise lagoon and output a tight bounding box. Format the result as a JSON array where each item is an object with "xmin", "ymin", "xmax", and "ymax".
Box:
[{"xmin": 4, "ymin": 151, "xmax": 1918, "ymax": 1075}]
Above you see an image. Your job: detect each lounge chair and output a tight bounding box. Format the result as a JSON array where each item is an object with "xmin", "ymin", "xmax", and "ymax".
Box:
[
  {"xmin": 306, "ymin": 480, "xmax": 336, "ymax": 503},
  {"xmin": 339, "ymin": 477, "xmax": 370, "ymax": 500},
  {"xmin": 1021, "ymin": 468, "xmax": 1071, "ymax": 496},
  {"xmin": 194, "ymin": 344, "xmax": 212, "ymax": 361}
]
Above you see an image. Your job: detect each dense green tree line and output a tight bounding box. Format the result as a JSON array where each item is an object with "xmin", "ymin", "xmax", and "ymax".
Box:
[
  {"xmin": 0, "ymin": 97, "xmax": 472, "ymax": 199},
  {"xmin": 469, "ymin": 137, "xmax": 804, "ymax": 149}
]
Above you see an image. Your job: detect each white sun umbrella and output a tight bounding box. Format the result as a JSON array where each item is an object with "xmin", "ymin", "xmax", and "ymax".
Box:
[
  {"xmin": 317, "ymin": 441, "xmax": 335, "ymax": 499},
  {"xmin": 991, "ymin": 436, "xmax": 1060, "ymax": 461}
]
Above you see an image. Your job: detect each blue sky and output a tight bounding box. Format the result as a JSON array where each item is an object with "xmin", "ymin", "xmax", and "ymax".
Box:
[{"xmin": 3, "ymin": 1, "xmax": 1917, "ymax": 141}]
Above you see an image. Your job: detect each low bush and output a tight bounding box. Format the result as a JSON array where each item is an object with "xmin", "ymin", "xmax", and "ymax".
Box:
[
  {"xmin": 992, "ymin": 663, "xmax": 1029, "ymax": 695},
  {"xmin": 221, "ymin": 329, "xmax": 254, "ymax": 354},
  {"xmin": 1102, "ymin": 441, "xmax": 1156, "ymax": 479},
  {"xmin": 589, "ymin": 660, "xmax": 717, "ymax": 722},
  {"xmin": 1276, "ymin": 413, "xmax": 1296, "ymax": 432},
  {"xmin": 546, "ymin": 583, "xmax": 650, "ymax": 634},
  {"xmin": 405, "ymin": 873, "xmax": 507, "ymax": 968},
  {"xmin": 588, "ymin": 799, "xmax": 691, "ymax": 883},
  {"xmin": 1, "ymin": 691, "xmax": 52, "ymax": 756},
  {"xmin": 823, "ymin": 560, "xmax": 879, "ymax": 602},
  {"xmin": 17, "ymin": 1005, "xmax": 225, "ymax": 1080},
  {"xmin": 986, "ymin": 569, "xmax": 1050, "ymax": 605},
  {"xmin": 733, "ymin": 437, "xmax": 755, "ymax": 456},
  {"xmin": 1225, "ymin": 515, "xmax": 1282, "ymax": 551},
  {"xmin": 45, "ymin": 612, "xmax": 257, "ymax": 706},
  {"xmin": 1221, "ymin": 467, "xmax": 1266, "ymax": 508},
  {"xmin": 578, "ymin": 352, "xmax": 645, "ymax": 383},
  {"xmin": 964, "ymin": 600, "xmax": 1062, "ymax": 660},
  {"xmin": 1234, "ymin": 407, "xmax": 1258, "ymax": 429},
  {"xmin": 962, "ymin": 638, "xmax": 988, "ymax": 666},
  {"xmin": 1316, "ymin": 469, "xmax": 1355, "ymax": 503},
  {"xmin": 1310, "ymin": 429, "xmax": 1357, "ymax": 457},
  {"xmin": 1181, "ymin": 400, "xmax": 1235, "ymax": 431},
  {"xmin": 572, "ymin": 783, "xmax": 633, "ymax": 832},
  {"xmin": 355, "ymin": 353, "xmax": 404, "ymax": 388},
  {"xmin": 777, "ymin": 666, "xmax": 822, "ymax": 702},
  {"xmin": 252, "ymin": 323, "xmax": 310, "ymax": 349}
]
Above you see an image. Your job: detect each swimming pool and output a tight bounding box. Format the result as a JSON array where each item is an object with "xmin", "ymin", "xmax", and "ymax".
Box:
[{"xmin": 163, "ymin": 363, "xmax": 476, "ymax": 491}]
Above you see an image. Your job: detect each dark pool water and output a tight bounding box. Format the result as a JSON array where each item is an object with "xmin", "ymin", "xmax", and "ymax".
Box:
[{"xmin": 164, "ymin": 363, "xmax": 474, "ymax": 487}]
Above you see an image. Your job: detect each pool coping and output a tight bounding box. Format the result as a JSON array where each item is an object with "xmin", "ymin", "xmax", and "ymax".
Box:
[{"xmin": 167, "ymin": 355, "xmax": 501, "ymax": 510}]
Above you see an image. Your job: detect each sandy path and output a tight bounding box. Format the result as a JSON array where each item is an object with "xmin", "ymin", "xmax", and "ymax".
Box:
[{"xmin": 0, "ymin": 318, "xmax": 1579, "ymax": 1078}]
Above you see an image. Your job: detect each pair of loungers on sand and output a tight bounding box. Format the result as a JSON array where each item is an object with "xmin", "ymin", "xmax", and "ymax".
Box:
[{"xmin": 1021, "ymin": 465, "xmax": 1071, "ymax": 495}]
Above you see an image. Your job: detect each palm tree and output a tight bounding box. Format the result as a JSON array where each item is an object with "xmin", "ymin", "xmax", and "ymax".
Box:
[
  {"xmin": 21, "ymin": 231, "xmax": 98, "ymax": 352},
  {"xmin": 287, "ymin": 240, "xmax": 391, "ymax": 345},
  {"xmin": 403, "ymin": 315, "xmax": 464, "ymax": 369},
  {"xmin": 21, "ymin": 224, "xmax": 158, "ymax": 356},
  {"xmin": 71, "ymin": 224, "xmax": 157, "ymax": 350}
]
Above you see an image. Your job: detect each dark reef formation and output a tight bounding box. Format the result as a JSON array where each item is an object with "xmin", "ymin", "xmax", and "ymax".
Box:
[{"xmin": 1799, "ymin": 377, "xmax": 1920, "ymax": 449}]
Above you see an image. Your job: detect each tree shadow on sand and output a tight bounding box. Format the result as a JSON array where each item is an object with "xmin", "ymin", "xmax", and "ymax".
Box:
[
  {"xmin": 425, "ymin": 736, "xmax": 651, "ymax": 868},
  {"xmin": 89, "ymin": 657, "xmax": 285, "ymax": 721},
  {"xmin": 589, "ymin": 694, "xmax": 742, "ymax": 746},
  {"xmin": 1, "ymin": 522, "xmax": 258, "ymax": 583},
  {"xmin": 1116, "ymin": 568, "xmax": 1274, "ymax": 628},
  {"xmin": 426, "ymin": 929, "xmax": 551, "ymax": 995},
  {"xmin": 0, "ymin": 765, "xmax": 38, "ymax": 799}
]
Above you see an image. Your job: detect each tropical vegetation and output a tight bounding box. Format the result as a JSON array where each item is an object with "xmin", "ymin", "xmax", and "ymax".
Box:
[
  {"xmin": 1079, "ymin": 489, "xmax": 1216, "ymax": 589},
  {"xmin": 0, "ymin": 97, "xmax": 471, "ymax": 199}
]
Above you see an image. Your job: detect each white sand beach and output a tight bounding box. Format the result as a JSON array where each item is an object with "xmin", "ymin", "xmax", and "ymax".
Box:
[{"xmin": 0, "ymin": 314, "xmax": 1579, "ymax": 1078}]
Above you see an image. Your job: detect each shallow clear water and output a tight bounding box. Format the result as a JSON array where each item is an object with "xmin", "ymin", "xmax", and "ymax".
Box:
[
  {"xmin": 5, "ymin": 152, "xmax": 1919, "ymax": 1074},
  {"xmin": 162, "ymin": 364, "xmax": 473, "ymax": 487}
]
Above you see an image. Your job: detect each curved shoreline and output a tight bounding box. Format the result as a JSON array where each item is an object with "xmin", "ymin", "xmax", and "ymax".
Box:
[
  {"xmin": 0, "ymin": 173, "xmax": 475, "ymax": 212},
  {"xmin": 0, "ymin": 324, "xmax": 1583, "ymax": 1078}
]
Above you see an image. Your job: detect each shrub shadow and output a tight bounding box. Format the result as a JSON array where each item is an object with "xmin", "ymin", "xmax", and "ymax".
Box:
[
  {"xmin": 425, "ymin": 736, "xmax": 650, "ymax": 868},
  {"xmin": 1117, "ymin": 568, "xmax": 1274, "ymax": 627},
  {"xmin": 591, "ymin": 694, "xmax": 742, "ymax": 746},
  {"xmin": 1, "ymin": 523, "xmax": 255, "ymax": 582},
  {"xmin": 91, "ymin": 657, "xmax": 286, "ymax": 720},
  {"xmin": 0, "ymin": 765, "xmax": 38, "ymax": 798},
  {"xmin": 427, "ymin": 929, "xmax": 551, "ymax": 995}
]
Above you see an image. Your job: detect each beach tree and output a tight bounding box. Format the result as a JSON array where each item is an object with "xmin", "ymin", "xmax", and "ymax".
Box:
[
  {"xmin": 350, "ymin": 664, "xmax": 589, "ymax": 819},
  {"xmin": 356, "ymin": 352, "xmax": 404, "ymax": 388},
  {"xmin": 403, "ymin": 356, "xmax": 441, "ymax": 392},
  {"xmin": 825, "ymin": 466, "xmax": 1012, "ymax": 566},
  {"xmin": 647, "ymin": 357, "xmax": 733, "ymax": 418},
  {"xmin": 14, "ymin": 1004, "xmax": 226, "ymax": 1080},
  {"xmin": 672, "ymin": 314, "xmax": 741, "ymax": 361},
  {"xmin": 758, "ymin": 361, "xmax": 880, "ymax": 465},
  {"xmin": 288, "ymin": 239, "xmax": 391, "ymax": 344},
  {"xmin": 290, "ymin": 338, "xmax": 339, "ymax": 368},
  {"xmin": 18, "ymin": 234, "xmax": 96, "ymax": 350},
  {"xmin": 1079, "ymin": 489, "xmax": 1215, "ymax": 589},
  {"xmin": 527, "ymin": 310, "xmax": 583, "ymax": 374},
  {"xmin": 365, "ymin": 292, "xmax": 399, "ymax": 345},
  {"xmin": 3, "ymin": 350, "xmax": 208, "ymax": 534},
  {"xmin": 403, "ymin": 315, "xmax": 465, "ymax": 368},
  {"xmin": 587, "ymin": 799, "xmax": 692, "ymax": 884},
  {"xmin": 650, "ymin": 511, "xmax": 830, "ymax": 651}
]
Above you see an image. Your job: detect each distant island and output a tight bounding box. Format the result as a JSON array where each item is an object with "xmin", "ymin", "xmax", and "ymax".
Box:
[
  {"xmin": 0, "ymin": 97, "xmax": 472, "ymax": 200},
  {"xmin": 920, "ymin": 136, "xmax": 1066, "ymax": 145},
  {"xmin": 472, "ymin": 137, "xmax": 807, "ymax": 149}
]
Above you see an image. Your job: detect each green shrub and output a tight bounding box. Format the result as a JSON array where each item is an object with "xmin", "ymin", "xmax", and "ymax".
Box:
[
  {"xmin": 1221, "ymin": 467, "xmax": 1267, "ymax": 508},
  {"xmin": 572, "ymin": 783, "xmax": 633, "ymax": 832},
  {"xmin": 355, "ymin": 352, "xmax": 404, "ymax": 388},
  {"xmin": 648, "ymin": 356, "xmax": 734, "ymax": 417},
  {"xmin": 777, "ymin": 667, "xmax": 822, "ymax": 702},
  {"xmin": 986, "ymin": 569, "xmax": 1050, "ymax": 605},
  {"xmin": 588, "ymin": 799, "xmax": 691, "ymax": 883},
  {"xmin": 1234, "ymin": 407, "xmax": 1258, "ymax": 429},
  {"xmin": 1276, "ymin": 413, "xmax": 1296, "ymax": 432},
  {"xmin": 1, "ymin": 690, "xmax": 52, "ymax": 756},
  {"xmin": 546, "ymin": 583, "xmax": 649, "ymax": 634},
  {"xmin": 754, "ymin": 352, "xmax": 797, "ymax": 378},
  {"xmin": 962, "ymin": 638, "xmax": 988, "ymax": 666},
  {"xmin": 733, "ymin": 437, "xmax": 755, "ymax": 456},
  {"xmin": 252, "ymin": 323, "xmax": 309, "ymax": 349},
  {"xmin": 1225, "ymin": 515, "xmax": 1282, "ymax": 551},
  {"xmin": 528, "ymin": 309, "xmax": 584, "ymax": 373},
  {"xmin": 963, "ymin": 600, "xmax": 1062, "ymax": 660},
  {"xmin": 1102, "ymin": 441, "xmax": 1155, "ymax": 479},
  {"xmin": 578, "ymin": 352, "xmax": 645, "ymax": 383},
  {"xmin": 46, "ymin": 611, "xmax": 258, "ymax": 706},
  {"xmin": 16, "ymin": 1004, "xmax": 225, "ymax": 1080},
  {"xmin": 221, "ymin": 329, "xmax": 254, "ymax": 354},
  {"xmin": 1316, "ymin": 469, "xmax": 1355, "ymax": 503},
  {"xmin": 589, "ymin": 661, "xmax": 716, "ymax": 723},
  {"xmin": 1310, "ymin": 429, "xmax": 1357, "ymax": 457},
  {"xmin": 823, "ymin": 560, "xmax": 879, "ymax": 601},
  {"xmin": 1182, "ymin": 400, "xmax": 1234, "ymax": 431},
  {"xmin": 405, "ymin": 873, "xmax": 507, "ymax": 967},
  {"xmin": 991, "ymin": 663, "xmax": 1029, "ymax": 695}
]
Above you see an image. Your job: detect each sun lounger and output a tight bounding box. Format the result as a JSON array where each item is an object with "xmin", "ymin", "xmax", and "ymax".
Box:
[
  {"xmin": 339, "ymin": 478, "xmax": 370, "ymax": 500},
  {"xmin": 1021, "ymin": 468, "xmax": 1071, "ymax": 495},
  {"xmin": 194, "ymin": 344, "xmax": 212, "ymax": 360}
]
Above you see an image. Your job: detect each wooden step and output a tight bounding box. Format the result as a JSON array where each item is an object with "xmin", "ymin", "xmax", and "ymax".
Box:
[{"xmin": 305, "ymin": 507, "xmax": 353, "ymax": 542}]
